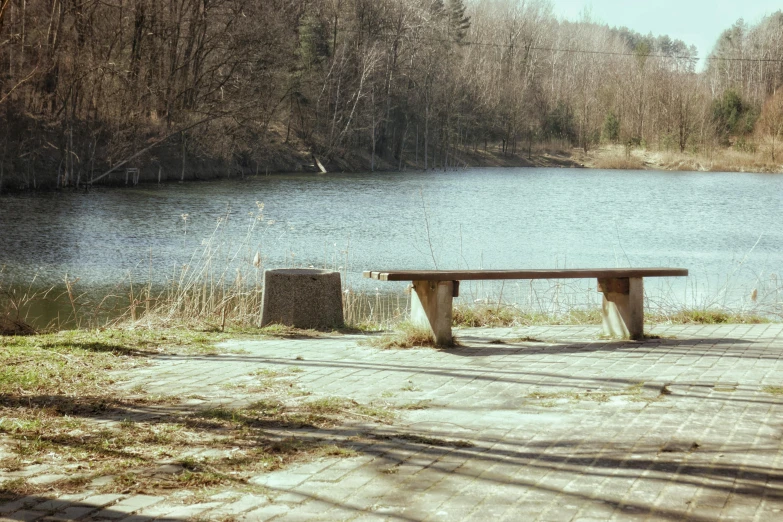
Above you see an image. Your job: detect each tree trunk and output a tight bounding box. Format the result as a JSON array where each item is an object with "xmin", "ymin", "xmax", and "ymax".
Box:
[{"xmin": 181, "ymin": 133, "xmax": 187, "ymax": 182}]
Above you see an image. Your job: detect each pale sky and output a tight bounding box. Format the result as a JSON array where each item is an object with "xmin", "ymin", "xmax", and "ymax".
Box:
[{"xmin": 548, "ymin": 0, "xmax": 782, "ymax": 68}]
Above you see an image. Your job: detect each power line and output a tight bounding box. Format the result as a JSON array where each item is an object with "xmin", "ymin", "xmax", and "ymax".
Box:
[
  {"xmin": 354, "ymin": 28, "xmax": 783, "ymax": 64},
  {"xmin": 444, "ymin": 35, "xmax": 783, "ymax": 64}
]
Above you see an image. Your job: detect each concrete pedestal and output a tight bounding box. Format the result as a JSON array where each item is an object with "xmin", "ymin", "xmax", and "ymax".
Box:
[
  {"xmin": 260, "ymin": 269, "xmax": 344, "ymax": 329},
  {"xmin": 411, "ymin": 280, "xmax": 457, "ymax": 346},
  {"xmin": 599, "ymin": 277, "xmax": 644, "ymax": 340}
]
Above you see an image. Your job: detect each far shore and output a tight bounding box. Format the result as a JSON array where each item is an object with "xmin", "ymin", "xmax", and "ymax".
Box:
[{"xmin": 1, "ymin": 143, "xmax": 780, "ymax": 195}]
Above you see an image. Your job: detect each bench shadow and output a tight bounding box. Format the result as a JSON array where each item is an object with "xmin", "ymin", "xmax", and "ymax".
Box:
[{"xmin": 446, "ymin": 335, "xmax": 757, "ymax": 358}]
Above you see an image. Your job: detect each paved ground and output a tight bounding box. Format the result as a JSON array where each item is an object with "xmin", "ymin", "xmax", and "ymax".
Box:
[{"xmin": 2, "ymin": 323, "xmax": 783, "ymax": 521}]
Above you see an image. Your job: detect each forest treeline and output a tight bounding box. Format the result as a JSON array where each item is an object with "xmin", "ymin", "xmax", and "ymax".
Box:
[{"xmin": 1, "ymin": 0, "xmax": 783, "ymax": 191}]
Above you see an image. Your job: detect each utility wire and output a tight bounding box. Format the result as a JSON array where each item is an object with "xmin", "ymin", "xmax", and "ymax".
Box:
[{"xmin": 339, "ymin": 26, "xmax": 783, "ymax": 64}]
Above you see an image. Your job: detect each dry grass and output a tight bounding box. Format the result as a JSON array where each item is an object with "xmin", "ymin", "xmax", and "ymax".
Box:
[
  {"xmin": 525, "ymin": 382, "xmax": 654, "ymax": 406},
  {"xmin": 453, "ymin": 304, "xmax": 602, "ymax": 328},
  {"xmin": 648, "ymin": 149, "xmax": 781, "ymax": 173},
  {"xmin": 363, "ymin": 322, "xmax": 439, "ymax": 349},
  {"xmin": 0, "ymin": 400, "xmax": 361, "ymax": 498},
  {"xmin": 585, "ymin": 144, "xmax": 782, "ymax": 173},
  {"xmin": 0, "ymin": 202, "xmax": 403, "ymax": 333},
  {"xmin": 589, "ymin": 149, "xmax": 646, "ymax": 170},
  {"xmin": 648, "ymin": 308, "xmax": 769, "ymax": 325}
]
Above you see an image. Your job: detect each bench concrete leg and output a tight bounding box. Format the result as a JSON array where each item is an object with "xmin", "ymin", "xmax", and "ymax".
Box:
[
  {"xmin": 411, "ymin": 280, "xmax": 455, "ymax": 346},
  {"xmin": 599, "ymin": 277, "xmax": 644, "ymax": 340}
]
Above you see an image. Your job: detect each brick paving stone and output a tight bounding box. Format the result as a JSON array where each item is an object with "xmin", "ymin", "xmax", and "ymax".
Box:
[
  {"xmin": 27, "ymin": 476, "xmax": 70, "ymax": 487},
  {"xmin": 87, "ymin": 496, "xmax": 164, "ymax": 519},
  {"xmin": 76, "ymin": 495, "xmax": 125, "ymax": 510},
  {"xmin": 121, "ymin": 501, "xmax": 179, "ymax": 521},
  {"xmin": 0, "ymin": 498, "xmax": 43, "ymax": 515},
  {"xmin": 154, "ymin": 502, "xmax": 223, "ymax": 521},
  {"xmin": 44, "ymin": 505, "xmax": 100, "ymax": 521},
  {"xmin": 0, "ymin": 511, "xmax": 45, "ymax": 522},
  {"xmin": 241, "ymin": 504, "xmax": 291, "ymax": 521},
  {"xmin": 204, "ymin": 495, "xmax": 269, "ymax": 519},
  {"xmin": 29, "ymin": 500, "xmax": 71, "ymax": 513}
]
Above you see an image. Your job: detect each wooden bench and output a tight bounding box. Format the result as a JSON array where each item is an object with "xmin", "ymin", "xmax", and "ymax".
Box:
[{"xmin": 363, "ymin": 268, "xmax": 688, "ymax": 345}]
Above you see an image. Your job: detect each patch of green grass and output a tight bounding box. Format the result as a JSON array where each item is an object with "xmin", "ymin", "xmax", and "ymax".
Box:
[
  {"xmin": 246, "ymin": 399, "xmax": 285, "ymax": 414},
  {"xmin": 303, "ymin": 397, "xmax": 355, "ymax": 415},
  {"xmin": 315, "ymin": 445, "xmax": 358, "ymax": 458},
  {"xmin": 224, "ymin": 367, "xmax": 307, "ymax": 393},
  {"xmin": 0, "ymin": 332, "xmax": 144, "ymax": 396},
  {"xmin": 762, "ymin": 386, "xmax": 783, "ymax": 395},
  {"xmin": 259, "ymin": 324, "xmax": 324, "ymax": 339},
  {"xmin": 343, "ymin": 322, "xmax": 384, "ymax": 333},
  {"xmin": 652, "ymin": 309, "xmax": 770, "ymax": 325},
  {"xmin": 197, "ymin": 407, "xmax": 242, "ymax": 422},
  {"xmin": 251, "ymin": 368, "xmax": 288, "ymax": 378},
  {"xmin": 355, "ymin": 403, "xmax": 397, "ymax": 423}
]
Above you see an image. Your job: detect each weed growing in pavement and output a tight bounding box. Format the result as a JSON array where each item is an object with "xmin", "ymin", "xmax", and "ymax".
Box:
[{"xmin": 525, "ymin": 382, "xmax": 656, "ymax": 406}]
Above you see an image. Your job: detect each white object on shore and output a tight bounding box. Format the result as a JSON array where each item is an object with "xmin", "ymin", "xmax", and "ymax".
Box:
[{"xmin": 313, "ymin": 156, "xmax": 327, "ymax": 174}]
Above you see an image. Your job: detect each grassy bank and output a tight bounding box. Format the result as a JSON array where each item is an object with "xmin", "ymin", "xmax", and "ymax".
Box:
[
  {"xmin": 585, "ymin": 144, "xmax": 782, "ymax": 173},
  {"xmin": 2, "ymin": 259, "xmax": 779, "ymax": 336}
]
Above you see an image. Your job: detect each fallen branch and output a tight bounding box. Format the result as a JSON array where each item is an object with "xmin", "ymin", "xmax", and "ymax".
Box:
[
  {"xmin": 0, "ymin": 65, "xmax": 39, "ymax": 106},
  {"xmin": 88, "ymin": 116, "xmax": 216, "ymax": 185}
]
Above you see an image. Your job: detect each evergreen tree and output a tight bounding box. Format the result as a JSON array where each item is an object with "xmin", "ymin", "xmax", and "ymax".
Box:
[
  {"xmin": 297, "ymin": 11, "xmax": 330, "ymax": 71},
  {"xmin": 430, "ymin": 0, "xmax": 445, "ymax": 19},
  {"xmin": 448, "ymin": 0, "xmax": 470, "ymax": 44},
  {"xmin": 603, "ymin": 112, "xmax": 620, "ymax": 143}
]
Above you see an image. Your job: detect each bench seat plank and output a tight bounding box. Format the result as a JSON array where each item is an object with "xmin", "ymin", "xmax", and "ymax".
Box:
[{"xmin": 364, "ymin": 268, "xmax": 688, "ymax": 282}]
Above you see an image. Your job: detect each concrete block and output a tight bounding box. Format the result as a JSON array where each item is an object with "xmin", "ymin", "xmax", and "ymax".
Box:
[
  {"xmin": 97, "ymin": 495, "xmax": 164, "ymax": 518},
  {"xmin": 260, "ymin": 269, "xmax": 344, "ymax": 329}
]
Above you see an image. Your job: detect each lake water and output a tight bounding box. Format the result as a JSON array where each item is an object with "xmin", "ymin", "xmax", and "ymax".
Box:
[{"xmin": 1, "ymin": 168, "xmax": 781, "ymax": 318}]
